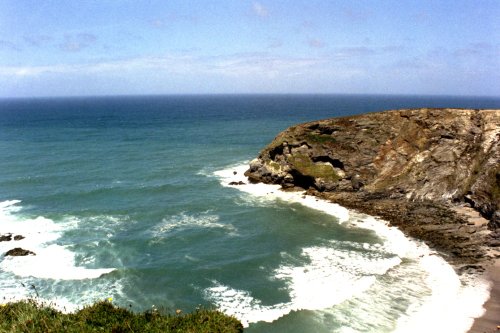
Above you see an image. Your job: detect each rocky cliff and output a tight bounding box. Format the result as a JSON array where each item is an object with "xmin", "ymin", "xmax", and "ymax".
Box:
[{"xmin": 245, "ymin": 108, "xmax": 500, "ymax": 266}]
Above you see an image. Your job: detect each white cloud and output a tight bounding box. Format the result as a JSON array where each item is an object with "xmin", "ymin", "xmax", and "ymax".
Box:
[
  {"xmin": 0, "ymin": 53, "xmax": 324, "ymax": 80},
  {"xmin": 3, "ymin": 44, "xmax": 496, "ymax": 96},
  {"xmin": 208, "ymin": 54, "xmax": 322, "ymax": 77},
  {"xmin": 252, "ymin": 2, "xmax": 269, "ymax": 17}
]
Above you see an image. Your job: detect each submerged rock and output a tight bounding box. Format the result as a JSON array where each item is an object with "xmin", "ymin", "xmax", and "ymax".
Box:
[{"xmin": 245, "ymin": 108, "xmax": 500, "ymax": 265}]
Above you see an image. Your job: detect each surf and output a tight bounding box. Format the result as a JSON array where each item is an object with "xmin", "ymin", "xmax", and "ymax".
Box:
[{"xmin": 211, "ymin": 163, "xmax": 490, "ymax": 332}]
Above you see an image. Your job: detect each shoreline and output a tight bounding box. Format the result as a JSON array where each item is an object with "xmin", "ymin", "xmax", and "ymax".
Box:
[
  {"xmin": 300, "ymin": 190, "xmax": 499, "ymax": 333},
  {"xmin": 468, "ymin": 259, "xmax": 500, "ymax": 333},
  {"xmin": 312, "ymin": 194, "xmax": 499, "ymax": 333},
  {"xmin": 218, "ymin": 164, "xmax": 494, "ymax": 332},
  {"xmin": 311, "ymin": 189, "xmax": 499, "ymax": 333}
]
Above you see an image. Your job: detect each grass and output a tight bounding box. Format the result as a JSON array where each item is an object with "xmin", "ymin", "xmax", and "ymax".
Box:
[{"xmin": 0, "ymin": 299, "xmax": 243, "ymax": 333}]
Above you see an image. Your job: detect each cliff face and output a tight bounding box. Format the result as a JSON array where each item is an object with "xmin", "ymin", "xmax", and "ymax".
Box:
[{"xmin": 245, "ymin": 108, "xmax": 500, "ymax": 264}]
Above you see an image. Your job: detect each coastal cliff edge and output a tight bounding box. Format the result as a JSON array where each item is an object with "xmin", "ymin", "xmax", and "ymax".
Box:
[{"xmin": 244, "ymin": 108, "xmax": 500, "ymax": 332}]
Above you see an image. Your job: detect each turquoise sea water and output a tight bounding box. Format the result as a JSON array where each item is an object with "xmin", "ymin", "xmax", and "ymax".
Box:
[{"xmin": 1, "ymin": 95, "xmax": 499, "ymax": 332}]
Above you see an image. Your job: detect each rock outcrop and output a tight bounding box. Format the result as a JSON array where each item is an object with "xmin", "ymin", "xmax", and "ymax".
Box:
[
  {"xmin": 5, "ymin": 247, "xmax": 36, "ymax": 256},
  {"xmin": 1, "ymin": 233, "xmax": 26, "ymax": 242},
  {"xmin": 245, "ymin": 108, "xmax": 500, "ymax": 265}
]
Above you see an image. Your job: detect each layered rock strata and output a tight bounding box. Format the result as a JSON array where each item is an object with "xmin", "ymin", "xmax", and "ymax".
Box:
[{"xmin": 245, "ymin": 108, "xmax": 500, "ymax": 266}]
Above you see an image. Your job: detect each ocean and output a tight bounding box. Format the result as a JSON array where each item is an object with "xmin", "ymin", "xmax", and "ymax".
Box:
[{"xmin": 1, "ymin": 94, "xmax": 499, "ymax": 332}]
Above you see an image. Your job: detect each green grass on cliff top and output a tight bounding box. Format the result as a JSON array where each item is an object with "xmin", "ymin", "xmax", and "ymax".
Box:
[{"xmin": 0, "ymin": 299, "xmax": 243, "ymax": 333}]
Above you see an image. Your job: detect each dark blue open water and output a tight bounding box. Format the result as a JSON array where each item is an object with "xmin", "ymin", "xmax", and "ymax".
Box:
[{"xmin": 0, "ymin": 95, "xmax": 498, "ymax": 332}]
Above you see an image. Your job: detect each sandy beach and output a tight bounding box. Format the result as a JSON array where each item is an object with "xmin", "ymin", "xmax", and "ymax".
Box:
[{"xmin": 469, "ymin": 259, "xmax": 500, "ymax": 333}]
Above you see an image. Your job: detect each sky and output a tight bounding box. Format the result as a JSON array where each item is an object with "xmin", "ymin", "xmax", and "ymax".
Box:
[{"xmin": 0, "ymin": 0, "xmax": 498, "ymax": 97}]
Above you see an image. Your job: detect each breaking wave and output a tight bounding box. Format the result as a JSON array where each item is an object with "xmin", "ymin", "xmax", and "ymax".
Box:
[{"xmin": 207, "ymin": 163, "xmax": 490, "ymax": 332}]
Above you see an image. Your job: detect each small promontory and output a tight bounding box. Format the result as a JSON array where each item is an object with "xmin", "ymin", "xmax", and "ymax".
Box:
[{"xmin": 245, "ymin": 108, "xmax": 500, "ymax": 266}]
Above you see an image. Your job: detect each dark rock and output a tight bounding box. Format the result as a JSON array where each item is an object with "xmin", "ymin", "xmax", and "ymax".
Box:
[
  {"xmin": 0, "ymin": 233, "xmax": 12, "ymax": 242},
  {"xmin": 489, "ymin": 211, "xmax": 500, "ymax": 230},
  {"xmin": 458, "ymin": 264, "xmax": 485, "ymax": 275},
  {"xmin": 229, "ymin": 181, "xmax": 246, "ymax": 186},
  {"xmin": 351, "ymin": 175, "xmax": 364, "ymax": 191},
  {"xmin": 14, "ymin": 235, "xmax": 25, "ymax": 241},
  {"xmin": 5, "ymin": 247, "xmax": 36, "ymax": 256}
]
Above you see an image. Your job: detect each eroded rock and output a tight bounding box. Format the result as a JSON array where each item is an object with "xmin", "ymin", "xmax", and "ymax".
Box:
[{"xmin": 245, "ymin": 108, "xmax": 500, "ymax": 265}]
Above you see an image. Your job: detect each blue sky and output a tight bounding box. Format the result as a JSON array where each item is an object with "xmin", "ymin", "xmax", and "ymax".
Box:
[{"xmin": 0, "ymin": 0, "xmax": 498, "ymax": 97}]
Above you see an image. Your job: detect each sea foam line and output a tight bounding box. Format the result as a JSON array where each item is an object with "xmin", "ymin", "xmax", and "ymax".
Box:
[
  {"xmin": 212, "ymin": 163, "xmax": 490, "ymax": 332},
  {"xmin": 0, "ymin": 200, "xmax": 115, "ymax": 280},
  {"xmin": 0, "ymin": 200, "xmax": 126, "ymax": 313}
]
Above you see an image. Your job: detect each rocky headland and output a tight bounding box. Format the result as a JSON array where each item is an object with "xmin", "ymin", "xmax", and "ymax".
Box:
[
  {"xmin": 245, "ymin": 108, "xmax": 500, "ymax": 333},
  {"xmin": 245, "ymin": 107, "xmax": 500, "ymax": 332},
  {"xmin": 245, "ymin": 108, "xmax": 499, "ymax": 267}
]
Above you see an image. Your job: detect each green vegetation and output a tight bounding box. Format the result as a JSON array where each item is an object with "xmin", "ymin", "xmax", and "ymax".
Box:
[
  {"xmin": 305, "ymin": 133, "xmax": 336, "ymax": 144},
  {"xmin": 0, "ymin": 299, "xmax": 243, "ymax": 333},
  {"xmin": 288, "ymin": 154, "xmax": 340, "ymax": 181},
  {"xmin": 268, "ymin": 161, "xmax": 281, "ymax": 172}
]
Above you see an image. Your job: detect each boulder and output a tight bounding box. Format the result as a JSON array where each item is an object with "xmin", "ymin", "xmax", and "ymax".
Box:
[
  {"xmin": 5, "ymin": 247, "xmax": 36, "ymax": 256},
  {"xmin": 229, "ymin": 181, "xmax": 246, "ymax": 186},
  {"xmin": 0, "ymin": 234, "xmax": 12, "ymax": 242}
]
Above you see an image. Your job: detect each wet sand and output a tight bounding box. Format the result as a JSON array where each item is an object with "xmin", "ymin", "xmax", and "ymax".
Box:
[{"xmin": 468, "ymin": 259, "xmax": 500, "ymax": 333}]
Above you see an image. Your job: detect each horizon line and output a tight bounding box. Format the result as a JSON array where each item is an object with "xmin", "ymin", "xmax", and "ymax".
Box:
[{"xmin": 2, "ymin": 92, "xmax": 500, "ymax": 100}]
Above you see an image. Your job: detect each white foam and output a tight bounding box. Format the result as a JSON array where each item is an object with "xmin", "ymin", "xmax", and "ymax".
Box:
[
  {"xmin": 205, "ymin": 239, "xmax": 402, "ymax": 327},
  {"xmin": 209, "ymin": 164, "xmax": 491, "ymax": 332},
  {"xmin": 0, "ymin": 199, "xmax": 22, "ymax": 210},
  {"xmin": 1, "ymin": 244, "xmax": 114, "ymax": 280},
  {"xmin": 205, "ymin": 281, "xmax": 289, "ymax": 327},
  {"xmin": 274, "ymin": 245, "xmax": 395, "ymax": 310},
  {"xmin": 0, "ymin": 274, "xmax": 127, "ymax": 314},
  {"xmin": 150, "ymin": 211, "xmax": 237, "ymax": 242},
  {"xmin": 394, "ymin": 255, "xmax": 491, "ymax": 333},
  {"xmin": 0, "ymin": 200, "xmax": 115, "ymax": 280},
  {"xmin": 214, "ymin": 164, "xmax": 349, "ymax": 223}
]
